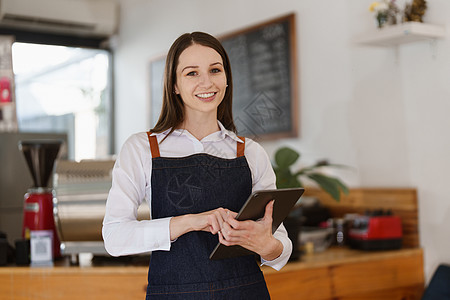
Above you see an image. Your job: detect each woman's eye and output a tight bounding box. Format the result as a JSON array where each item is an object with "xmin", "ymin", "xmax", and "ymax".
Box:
[
  {"xmin": 211, "ymin": 68, "xmax": 221, "ymax": 74},
  {"xmin": 186, "ymin": 71, "xmax": 197, "ymax": 76}
]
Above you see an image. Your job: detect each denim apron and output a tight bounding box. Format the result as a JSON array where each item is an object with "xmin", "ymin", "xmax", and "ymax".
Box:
[{"xmin": 145, "ymin": 133, "xmax": 270, "ymax": 300}]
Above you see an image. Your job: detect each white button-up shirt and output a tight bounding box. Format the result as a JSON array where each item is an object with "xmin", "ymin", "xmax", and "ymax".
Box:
[{"xmin": 102, "ymin": 122, "xmax": 292, "ymax": 271}]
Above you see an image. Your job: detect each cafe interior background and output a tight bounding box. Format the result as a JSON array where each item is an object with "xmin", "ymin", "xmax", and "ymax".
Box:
[{"xmin": 0, "ymin": 0, "xmax": 449, "ymax": 285}]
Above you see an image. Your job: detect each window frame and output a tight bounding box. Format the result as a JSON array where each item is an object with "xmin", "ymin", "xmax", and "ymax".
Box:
[{"xmin": 3, "ymin": 27, "xmax": 115, "ymax": 156}]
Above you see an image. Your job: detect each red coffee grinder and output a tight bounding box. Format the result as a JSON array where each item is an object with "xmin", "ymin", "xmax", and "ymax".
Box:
[{"xmin": 19, "ymin": 140, "xmax": 63, "ymax": 258}]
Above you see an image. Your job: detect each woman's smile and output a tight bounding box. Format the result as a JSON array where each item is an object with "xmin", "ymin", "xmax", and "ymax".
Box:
[{"xmin": 196, "ymin": 92, "xmax": 217, "ymax": 102}]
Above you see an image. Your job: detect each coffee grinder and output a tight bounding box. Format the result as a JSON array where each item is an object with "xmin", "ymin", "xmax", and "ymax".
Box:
[{"xmin": 18, "ymin": 140, "xmax": 63, "ymax": 258}]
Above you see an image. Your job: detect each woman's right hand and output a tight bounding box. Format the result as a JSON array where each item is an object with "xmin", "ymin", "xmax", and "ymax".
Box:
[{"xmin": 169, "ymin": 208, "xmax": 235, "ymax": 240}]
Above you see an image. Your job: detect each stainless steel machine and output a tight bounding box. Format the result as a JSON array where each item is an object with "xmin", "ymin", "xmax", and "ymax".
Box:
[{"xmin": 53, "ymin": 159, "xmax": 150, "ymax": 261}]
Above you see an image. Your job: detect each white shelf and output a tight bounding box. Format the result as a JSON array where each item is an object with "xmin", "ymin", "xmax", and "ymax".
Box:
[{"xmin": 355, "ymin": 22, "xmax": 446, "ymax": 47}]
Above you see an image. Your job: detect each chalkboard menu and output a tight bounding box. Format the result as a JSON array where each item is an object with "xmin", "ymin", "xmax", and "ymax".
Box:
[
  {"xmin": 148, "ymin": 14, "xmax": 298, "ymax": 139},
  {"xmin": 220, "ymin": 14, "xmax": 298, "ymax": 139}
]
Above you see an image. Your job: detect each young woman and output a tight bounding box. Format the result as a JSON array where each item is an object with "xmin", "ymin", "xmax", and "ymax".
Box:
[{"xmin": 103, "ymin": 32, "xmax": 292, "ymax": 299}]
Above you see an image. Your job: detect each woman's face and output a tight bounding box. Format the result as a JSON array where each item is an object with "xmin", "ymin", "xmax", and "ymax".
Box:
[{"xmin": 174, "ymin": 44, "xmax": 227, "ymax": 118}]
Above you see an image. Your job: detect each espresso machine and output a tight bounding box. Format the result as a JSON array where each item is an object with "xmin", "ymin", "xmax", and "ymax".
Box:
[{"xmin": 18, "ymin": 140, "xmax": 63, "ymax": 258}]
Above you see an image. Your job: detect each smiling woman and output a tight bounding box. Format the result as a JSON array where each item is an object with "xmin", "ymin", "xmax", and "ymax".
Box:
[
  {"xmin": 12, "ymin": 42, "xmax": 113, "ymax": 160},
  {"xmin": 103, "ymin": 32, "xmax": 292, "ymax": 300}
]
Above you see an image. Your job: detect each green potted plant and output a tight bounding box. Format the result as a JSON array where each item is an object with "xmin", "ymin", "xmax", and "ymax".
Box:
[
  {"xmin": 273, "ymin": 146, "xmax": 349, "ymax": 201},
  {"xmin": 273, "ymin": 146, "xmax": 349, "ymax": 260}
]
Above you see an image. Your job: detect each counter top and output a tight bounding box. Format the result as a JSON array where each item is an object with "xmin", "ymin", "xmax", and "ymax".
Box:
[
  {"xmin": 0, "ymin": 247, "xmax": 424, "ymax": 300},
  {"xmin": 0, "ymin": 247, "xmax": 422, "ymax": 274}
]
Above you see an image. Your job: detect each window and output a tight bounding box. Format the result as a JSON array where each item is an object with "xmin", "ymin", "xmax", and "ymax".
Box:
[{"xmin": 12, "ymin": 43, "xmax": 113, "ymax": 161}]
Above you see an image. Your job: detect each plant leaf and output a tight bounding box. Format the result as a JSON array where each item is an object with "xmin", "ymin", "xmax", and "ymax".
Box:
[
  {"xmin": 334, "ymin": 177, "xmax": 349, "ymax": 195},
  {"xmin": 274, "ymin": 147, "xmax": 299, "ymax": 168},
  {"xmin": 293, "ymin": 166, "xmax": 315, "ymax": 176},
  {"xmin": 307, "ymin": 173, "xmax": 347, "ymax": 201},
  {"xmin": 308, "ymin": 161, "xmax": 350, "ymax": 169},
  {"xmin": 274, "ymin": 167, "xmax": 301, "ymax": 188}
]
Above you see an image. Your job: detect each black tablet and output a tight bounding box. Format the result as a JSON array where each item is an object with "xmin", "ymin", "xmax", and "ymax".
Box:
[{"xmin": 209, "ymin": 187, "xmax": 304, "ymax": 260}]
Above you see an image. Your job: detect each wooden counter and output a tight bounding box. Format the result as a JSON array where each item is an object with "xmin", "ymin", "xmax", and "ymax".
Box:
[
  {"xmin": 0, "ymin": 247, "xmax": 424, "ymax": 300},
  {"xmin": 263, "ymin": 247, "xmax": 424, "ymax": 300}
]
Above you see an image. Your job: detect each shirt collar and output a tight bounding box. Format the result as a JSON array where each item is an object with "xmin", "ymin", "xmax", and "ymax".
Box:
[
  {"xmin": 150, "ymin": 121, "xmax": 244, "ymax": 143},
  {"xmin": 217, "ymin": 121, "xmax": 244, "ymax": 143},
  {"xmin": 149, "ymin": 128, "xmax": 172, "ymax": 137}
]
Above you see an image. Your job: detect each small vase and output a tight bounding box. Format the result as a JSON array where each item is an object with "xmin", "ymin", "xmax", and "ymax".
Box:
[{"xmin": 376, "ymin": 12, "xmax": 388, "ymax": 28}]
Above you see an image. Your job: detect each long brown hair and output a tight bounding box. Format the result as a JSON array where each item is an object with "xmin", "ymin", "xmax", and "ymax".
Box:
[{"xmin": 151, "ymin": 32, "xmax": 236, "ymax": 135}]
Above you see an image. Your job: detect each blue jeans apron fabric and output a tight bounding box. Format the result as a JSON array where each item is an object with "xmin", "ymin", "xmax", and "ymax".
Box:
[{"xmin": 145, "ymin": 133, "xmax": 270, "ymax": 300}]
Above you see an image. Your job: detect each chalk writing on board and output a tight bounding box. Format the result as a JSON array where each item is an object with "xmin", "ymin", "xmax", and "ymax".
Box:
[{"xmin": 220, "ymin": 14, "xmax": 297, "ymax": 139}]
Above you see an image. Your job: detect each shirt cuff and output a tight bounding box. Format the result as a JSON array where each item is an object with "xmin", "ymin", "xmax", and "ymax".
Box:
[
  {"xmin": 144, "ymin": 217, "xmax": 172, "ymax": 251},
  {"xmin": 260, "ymin": 234, "xmax": 292, "ymax": 271}
]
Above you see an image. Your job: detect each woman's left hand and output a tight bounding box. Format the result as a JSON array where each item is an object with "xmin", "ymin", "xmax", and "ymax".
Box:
[{"xmin": 218, "ymin": 200, "xmax": 283, "ymax": 261}]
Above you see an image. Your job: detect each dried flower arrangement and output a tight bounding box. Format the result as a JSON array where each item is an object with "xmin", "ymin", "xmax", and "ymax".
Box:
[
  {"xmin": 369, "ymin": 0, "xmax": 400, "ymax": 28},
  {"xmin": 369, "ymin": 0, "xmax": 428, "ymax": 28},
  {"xmin": 404, "ymin": 0, "xmax": 427, "ymax": 22}
]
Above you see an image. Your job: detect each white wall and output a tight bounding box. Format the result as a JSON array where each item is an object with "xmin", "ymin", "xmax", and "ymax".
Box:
[{"xmin": 113, "ymin": 0, "xmax": 450, "ymax": 283}]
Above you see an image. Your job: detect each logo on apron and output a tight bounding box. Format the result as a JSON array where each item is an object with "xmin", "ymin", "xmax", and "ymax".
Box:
[{"xmin": 166, "ymin": 173, "xmax": 203, "ymax": 209}]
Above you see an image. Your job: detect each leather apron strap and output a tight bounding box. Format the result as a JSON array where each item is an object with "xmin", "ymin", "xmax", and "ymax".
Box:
[
  {"xmin": 147, "ymin": 132, "xmax": 160, "ymax": 158},
  {"xmin": 237, "ymin": 136, "xmax": 245, "ymax": 157}
]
